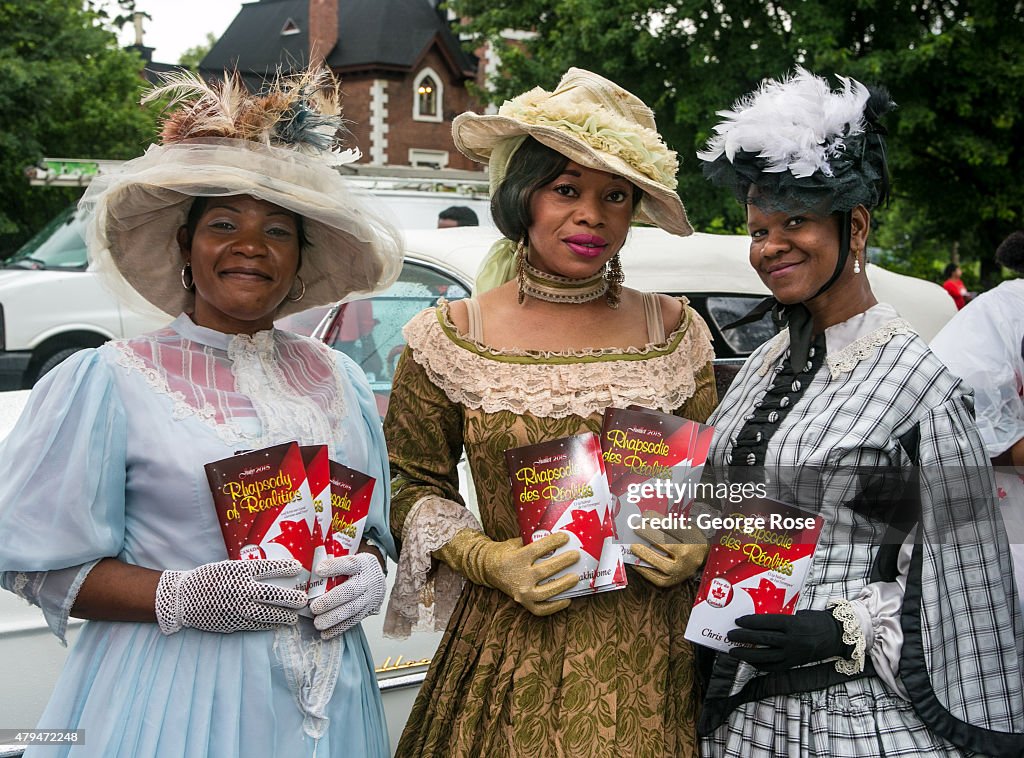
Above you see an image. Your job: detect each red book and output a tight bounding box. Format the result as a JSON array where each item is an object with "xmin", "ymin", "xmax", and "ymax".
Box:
[
  {"xmin": 684, "ymin": 497, "xmax": 824, "ymax": 653},
  {"xmin": 505, "ymin": 433, "xmax": 626, "ymax": 599},
  {"xmin": 601, "ymin": 407, "xmax": 714, "ymax": 565},
  {"xmin": 301, "ymin": 445, "xmax": 332, "ymax": 601},
  {"xmin": 204, "ymin": 441, "xmax": 315, "ymax": 596},
  {"xmin": 324, "ymin": 461, "xmax": 375, "ymax": 592}
]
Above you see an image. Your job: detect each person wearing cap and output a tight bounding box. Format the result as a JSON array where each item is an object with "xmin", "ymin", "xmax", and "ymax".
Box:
[
  {"xmin": 932, "ymin": 230, "xmax": 1024, "ymax": 609},
  {"xmin": 0, "ymin": 69, "xmax": 403, "ymax": 757},
  {"xmin": 381, "ymin": 68, "xmax": 715, "ymax": 756},
  {"xmin": 696, "ymin": 68, "xmax": 1024, "ymax": 757}
]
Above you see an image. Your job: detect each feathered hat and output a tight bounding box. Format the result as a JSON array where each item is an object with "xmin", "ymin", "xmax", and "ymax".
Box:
[
  {"xmin": 452, "ymin": 67, "xmax": 691, "ymax": 236},
  {"xmin": 80, "ymin": 67, "xmax": 403, "ymax": 318},
  {"xmin": 697, "ymin": 67, "xmax": 894, "ymax": 214}
]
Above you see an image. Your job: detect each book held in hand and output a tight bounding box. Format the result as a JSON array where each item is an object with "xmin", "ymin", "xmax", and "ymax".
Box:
[
  {"xmin": 324, "ymin": 461, "xmax": 376, "ymax": 591},
  {"xmin": 300, "ymin": 445, "xmax": 332, "ymax": 601},
  {"xmin": 684, "ymin": 497, "xmax": 824, "ymax": 653},
  {"xmin": 601, "ymin": 406, "xmax": 714, "ymax": 565},
  {"xmin": 204, "ymin": 441, "xmax": 315, "ymax": 595},
  {"xmin": 505, "ymin": 432, "xmax": 626, "ymax": 600}
]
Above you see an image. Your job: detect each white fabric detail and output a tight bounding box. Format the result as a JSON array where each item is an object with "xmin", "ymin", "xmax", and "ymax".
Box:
[
  {"xmin": 383, "ymin": 495, "xmax": 482, "ymax": 639},
  {"xmin": 854, "ymin": 537, "xmax": 913, "ymax": 699},
  {"xmin": 829, "ymin": 598, "xmax": 867, "ymax": 675},
  {"xmin": 826, "ymin": 319, "xmax": 915, "ymax": 378},
  {"xmin": 402, "ymin": 301, "xmax": 714, "ymax": 419},
  {"xmin": 309, "ymin": 554, "xmax": 387, "ymax": 639},
  {"xmin": 154, "ymin": 558, "xmax": 307, "ymax": 635},
  {"xmin": 274, "ymin": 624, "xmax": 343, "ymax": 740}
]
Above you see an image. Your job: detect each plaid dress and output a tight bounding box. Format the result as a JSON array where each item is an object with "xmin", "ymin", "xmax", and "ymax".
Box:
[{"xmin": 700, "ymin": 305, "xmax": 1024, "ymax": 757}]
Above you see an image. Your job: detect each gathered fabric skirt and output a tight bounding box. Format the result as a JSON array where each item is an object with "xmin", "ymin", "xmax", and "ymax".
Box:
[{"xmin": 395, "ymin": 569, "xmax": 700, "ymax": 758}]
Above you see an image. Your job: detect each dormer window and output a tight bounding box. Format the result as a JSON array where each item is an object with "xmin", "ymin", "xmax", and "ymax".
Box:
[
  {"xmin": 413, "ymin": 68, "xmax": 443, "ymax": 123},
  {"xmin": 281, "ymin": 18, "xmax": 300, "ymax": 36}
]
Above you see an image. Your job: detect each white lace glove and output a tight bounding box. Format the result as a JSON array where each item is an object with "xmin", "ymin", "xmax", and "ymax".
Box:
[
  {"xmin": 309, "ymin": 553, "xmax": 386, "ymax": 640},
  {"xmin": 155, "ymin": 559, "xmax": 307, "ymax": 635}
]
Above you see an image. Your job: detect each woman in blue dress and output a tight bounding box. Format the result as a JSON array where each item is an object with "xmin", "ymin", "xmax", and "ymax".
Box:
[{"xmin": 0, "ymin": 68, "xmax": 403, "ymax": 757}]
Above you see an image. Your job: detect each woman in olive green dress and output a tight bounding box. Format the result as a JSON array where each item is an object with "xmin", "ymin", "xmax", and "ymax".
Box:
[{"xmin": 382, "ymin": 68, "xmax": 716, "ymax": 757}]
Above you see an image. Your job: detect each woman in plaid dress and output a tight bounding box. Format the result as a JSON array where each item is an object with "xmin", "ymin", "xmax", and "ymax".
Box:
[{"xmin": 695, "ymin": 69, "xmax": 1024, "ymax": 757}]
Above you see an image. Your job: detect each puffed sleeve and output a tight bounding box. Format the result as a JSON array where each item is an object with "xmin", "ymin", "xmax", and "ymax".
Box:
[
  {"xmin": 334, "ymin": 351, "xmax": 397, "ymax": 563},
  {"xmin": 931, "ymin": 292, "xmax": 1024, "ymax": 458},
  {"xmin": 0, "ymin": 349, "xmax": 127, "ymax": 640}
]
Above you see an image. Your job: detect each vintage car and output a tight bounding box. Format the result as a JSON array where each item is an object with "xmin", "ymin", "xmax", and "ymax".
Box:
[{"xmin": 0, "ymin": 225, "xmax": 956, "ymax": 756}]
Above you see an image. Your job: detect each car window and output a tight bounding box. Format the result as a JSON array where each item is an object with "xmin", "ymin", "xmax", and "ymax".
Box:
[
  {"xmin": 703, "ymin": 295, "xmax": 776, "ymax": 354},
  {"xmin": 322, "ymin": 262, "xmax": 470, "ymax": 417},
  {"xmin": 4, "ymin": 206, "xmax": 87, "ymax": 270}
]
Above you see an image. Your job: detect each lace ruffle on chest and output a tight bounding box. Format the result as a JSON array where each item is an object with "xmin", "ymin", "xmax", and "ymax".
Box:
[
  {"xmin": 110, "ymin": 324, "xmax": 348, "ymax": 448},
  {"xmin": 402, "ymin": 303, "xmax": 714, "ymax": 419}
]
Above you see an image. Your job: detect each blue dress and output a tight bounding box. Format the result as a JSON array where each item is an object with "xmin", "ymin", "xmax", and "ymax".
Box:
[{"xmin": 0, "ymin": 314, "xmax": 396, "ymax": 758}]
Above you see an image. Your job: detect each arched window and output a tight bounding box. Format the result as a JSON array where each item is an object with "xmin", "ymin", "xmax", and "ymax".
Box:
[{"xmin": 413, "ymin": 68, "xmax": 443, "ymax": 123}]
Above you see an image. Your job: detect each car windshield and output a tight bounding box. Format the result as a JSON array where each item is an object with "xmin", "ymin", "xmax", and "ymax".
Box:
[{"xmin": 4, "ymin": 206, "xmax": 87, "ymax": 270}]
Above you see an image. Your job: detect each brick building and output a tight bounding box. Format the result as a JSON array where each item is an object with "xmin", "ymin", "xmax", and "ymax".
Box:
[{"xmin": 199, "ymin": 0, "xmax": 486, "ymax": 171}]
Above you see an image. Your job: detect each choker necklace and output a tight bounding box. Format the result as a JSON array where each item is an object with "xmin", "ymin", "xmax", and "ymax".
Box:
[{"xmin": 520, "ymin": 259, "xmax": 609, "ymax": 304}]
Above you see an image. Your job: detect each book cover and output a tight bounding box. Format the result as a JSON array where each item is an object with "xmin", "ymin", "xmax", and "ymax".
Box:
[
  {"xmin": 324, "ymin": 460, "xmax": 376, "ymax": 592},
  {"xmin": 505, "ymin": 432, "xmax": 626, "ymax": 600},
  {"xmin": 684, "ymin": 497, "xmax": 824, "ymax": 653},
  {"xmin": 204, "ymin": 441, "xmax": 315, "ymax": 596},
  {"xmin": 602, "ymin": 407, "xmax": 712, "ymax": 565},
  {"xmin": 300, "ymin": 445, "xmax": 332, "ymax": 601}
]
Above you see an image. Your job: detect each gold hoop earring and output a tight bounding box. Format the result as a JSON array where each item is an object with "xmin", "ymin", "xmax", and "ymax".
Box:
[
  {"xmin": 180, "ymin": 263, "xmax": 194, "ymax": 290},
  {"xmin": 286, "ymin": 276, "xmax": 306, "ymax": 302},
  {"xmin": 516, "ymin": 239, "xmax": 528, "ymax": 305},
  {"xmin": 605, "ymin": 253, "xmax": 624, "ymax": 309}
]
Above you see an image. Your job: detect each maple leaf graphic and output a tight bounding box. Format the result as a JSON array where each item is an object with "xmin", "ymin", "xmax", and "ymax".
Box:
[
  {"xmin": 563, "ymin": 509, "xmax": 604, "ymax": 561},
  {"xmin": 270, "ymin": 519, "xmax": 313, "ymax": 568},
  {"xmin": 741, "ymin": 578, "xmax": 790, "ymax": 614}
]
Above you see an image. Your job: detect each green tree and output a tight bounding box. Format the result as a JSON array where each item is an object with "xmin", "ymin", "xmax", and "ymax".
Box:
[
  {"xmin": 452, "ymin": 0, "xmax": 1024, "ymax": 286},
  {"xmin": 0, "ymin": 0, "xmax": 157, "ymax": 256},
  {"xmin": 179, "ymin": 32, "xmax": 217, "ymax": 71}
]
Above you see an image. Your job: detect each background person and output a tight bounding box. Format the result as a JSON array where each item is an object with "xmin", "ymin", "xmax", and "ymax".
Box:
[
  {"xmin": 931, "ymin": 229, "xmax": 1024, "ymax": 606},
  {"xmin": 941, "ymin": 262, "xmax": 970, "ymax": 309},
  {"xmin": 697, "ymin": 68, "xmax": 1024, "ymax": 757},
  {"xmin": 437, "ymin": 204, "xmax": 480, "ymax": 228},
  {"xmin": 0, "ymin": 69, "xmax": 404, "ymax": 757},
  {"xmin": 382, "ymin": 68, "xmax": 716, "ymax": 757}
]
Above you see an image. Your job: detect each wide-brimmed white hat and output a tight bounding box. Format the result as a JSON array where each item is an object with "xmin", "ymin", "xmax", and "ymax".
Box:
[
  {"xmin": 452, "ymin": 67, "xmax": 692, "ymax": 236},
  {"xmin": 80, "ymin": 69, "xmax": 403, "ymax": 318}
]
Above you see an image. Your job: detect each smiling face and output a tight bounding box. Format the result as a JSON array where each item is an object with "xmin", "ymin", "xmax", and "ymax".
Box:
[
  {"xmin": 526, "ymin": 161, "xmax": 635, "ymax": 278},
  {"xmin": 178, "ymin": 195, "xmax": 301, "ymax": 334},
  {"xmin": 746, "ymin": 204, "xmax": 849, "ymax": 306}
]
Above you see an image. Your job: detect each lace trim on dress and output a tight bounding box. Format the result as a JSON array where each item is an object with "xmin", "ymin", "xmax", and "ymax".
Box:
[
  {"xmin": 757, "ymin": 331, "xmax": 791, "ymax": 377},
  {"xmin": 825, "ymin": 319, "xmax": 915, "ymax": 379},
  {"xmin": 274, "ymin": 625, "xmax": 343, "ymax": 740},
  {"xmin": 383, "ymin": 495, "xmax": 482, "ymax": 639},
  {"xmin": 829, "ymin": 599, "xmax": 867, "ymax": 675},
  {"xmin": 402, "ymin": 302, "xmax": 715, "ymax": 419}
]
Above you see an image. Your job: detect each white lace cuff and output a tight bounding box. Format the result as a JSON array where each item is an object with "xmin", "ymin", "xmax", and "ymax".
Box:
[
  {"xmin": 382, "ymin": 495, "xmax": 482, "ymax": 639},
  {"xmin": 829, "ymin": 598, "xmax": 867, "ymax": 675}
]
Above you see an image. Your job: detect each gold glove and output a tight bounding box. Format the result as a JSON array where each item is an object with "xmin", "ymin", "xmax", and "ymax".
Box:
[
  {"xmin": 434, "ymin": 529, "xmax": 580, "ymax": 616},
  {"xmin": 631, "ymin": 510, "xmax": 709, "ymax": 588}
]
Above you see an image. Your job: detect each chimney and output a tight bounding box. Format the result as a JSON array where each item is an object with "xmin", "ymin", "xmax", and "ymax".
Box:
[{"xmin": 309, "ymin": 0, "xmax": 338, "ymax": 67}]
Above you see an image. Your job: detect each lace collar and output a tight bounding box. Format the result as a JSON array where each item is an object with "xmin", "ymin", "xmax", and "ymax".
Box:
[
  {"xmin": 170, "ymin": 312, "xmax": 276, "ymax": 354},
  {"xmin": 758, "ymin": 303, "xmax": 915, "ymax": 378}
]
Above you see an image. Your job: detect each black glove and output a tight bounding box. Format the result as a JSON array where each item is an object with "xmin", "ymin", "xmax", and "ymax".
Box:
[{"xmin": 726, "ymin": 610, "xmax": 850, "ymax": 672}]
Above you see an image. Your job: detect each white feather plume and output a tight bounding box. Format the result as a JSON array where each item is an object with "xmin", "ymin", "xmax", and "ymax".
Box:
[{"xmin": 698, "ymin": 67, "xmax": 870, "ymax": 178}]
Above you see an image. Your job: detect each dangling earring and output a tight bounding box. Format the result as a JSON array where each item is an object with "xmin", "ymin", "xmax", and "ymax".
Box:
[
  {"xmin": 853, "ymin": 250, "xmax": 862, "ymax": 275},
  {"xmin": 180, "ymin": 263, "xmax": 194, "ymax": 290},
  {"xmin": 285, "ymin": 275, "xmax": 306, "ymax": 302},
  {"xmin": 605, "ymin": 253, "xmax": 624, "ymax": 309},
  {"xmin": 516, "ymin": 239, "xmax": 528, "ymax": 305}
]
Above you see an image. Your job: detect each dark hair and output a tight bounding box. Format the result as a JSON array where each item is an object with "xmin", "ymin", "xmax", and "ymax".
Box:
[
  {"xmin": 438, "ymin": 205, "xmax": 479, "ymax": 227},
  {"xmin": 996, "ymin": 231, "xmax": 1024, "ymax": 275},
  {"xmin": 491, "ymin": 137, "xmax": 644, "ymax": 243},
  {"xmin": 943, "ymin": 262, "xmax": 961, "ymax": 279},
  {"xmin": 182, "ymin": 196, "xmax": 310, "ymax": 252}
]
